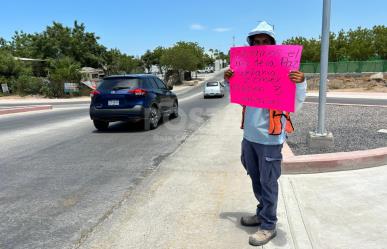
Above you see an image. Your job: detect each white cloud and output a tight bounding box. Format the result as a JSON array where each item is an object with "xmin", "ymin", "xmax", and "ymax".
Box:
[
  {"xmin": 190, "ymin": 24, "xmax": 206, "ymax": 30},
  {"xmin": 213, "ymin": 27, "xmax": 231, "ymax": 32}
]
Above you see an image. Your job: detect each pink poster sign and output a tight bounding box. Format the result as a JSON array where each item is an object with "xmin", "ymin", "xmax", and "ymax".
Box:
[{"xmin": 229, "ymin": 45, "xmax": 303, "ymax": 112}]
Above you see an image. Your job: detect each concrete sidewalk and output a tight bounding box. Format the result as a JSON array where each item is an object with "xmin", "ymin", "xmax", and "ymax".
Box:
[{"xmin": 78, "ymin": 104, "xmax": 387, "ymax": 249}]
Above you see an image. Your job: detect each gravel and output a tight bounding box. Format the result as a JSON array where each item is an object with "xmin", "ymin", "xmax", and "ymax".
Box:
[{"xmin": 287, "ymin": 103, "xmax": 387, "ymax": 155}]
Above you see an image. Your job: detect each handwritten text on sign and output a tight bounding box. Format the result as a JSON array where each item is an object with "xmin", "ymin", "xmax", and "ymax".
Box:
[{"xmin": 229, "ymin": 45, "xmax": 303, "ymax": 112}]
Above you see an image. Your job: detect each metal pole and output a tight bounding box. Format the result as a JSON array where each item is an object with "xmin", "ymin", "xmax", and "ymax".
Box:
[{"xmin": 317, "ymin": 0, "xmax": 331, "ymax": 135}]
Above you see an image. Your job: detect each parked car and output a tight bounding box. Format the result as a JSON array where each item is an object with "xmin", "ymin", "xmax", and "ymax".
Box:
[
  {"xmin": 203, "ymin": 81, "xmax": 225, "ymax": 98},
  {"xmin": 197, "ymin": 67, "xmax": 214, "ymax": 73},
  {"xmin": 90, "ymin": 74, "xmax": 178, "ymax": 131}
]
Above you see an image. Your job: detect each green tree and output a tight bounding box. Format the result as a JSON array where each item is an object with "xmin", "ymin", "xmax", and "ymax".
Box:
[
  {"xmin": 0, "ymin": 37, "xmax": 10, "ymax": 51},
  {"xmin": 161, "ymin": 41, "xmax": 205, "ymax": 70},
  {"xmin": 160, "ymin": 42, "xmax": 201, "ymax": 74},
  {"xmin": 283, "ymin": 25, "xmax": 387, "ymax": 62},
  {"xmin": 373, "ymin": 25, "xmax": 387, "ymax": 59},
  {"xmin": 10, "ymin": 21, "xmax": 106, "ymax": 68},
  {"xmin": 333, "ymin": 30, "xmax": 349, "ymax": 61},
  {"xmin": 152, "ymin": 46, "xmax": 166, "ymax": 74},
  {"xmin": 69, "ymin": 21, "xmax": 106, "ymax": 67},
  {"xmin": 141, "ymin": 50, "xmax": 154, "ymax": 72},
  {"xmin": 0, "ymin": 50, "xmax": 23, "ymax": 77},
  {"xmin": 45, "ymin": 57, "xmax": 81, "ymax": 97},
  {"xmin": 15, "ymin": 75, "xmax": 44, "ymax": 96},
  {"xmin": 141, "ymin": 46, "xmax": 166, "ymax": 74},
  {"xmin": 283, "ymin": 36, "xmax": 320, "ymax": 62},
  {"xmin": 104, "ymin": 49, "xmax": 143, "ymax": 75},
  {"xmin": 202, "ymin": 53, "xmax": 215, "ymax": 67},
  {"xmin": 10, "ymin": 31, "xmax": 38, "ymax": 58},
  {"xmin": 346, "ymin": 27, "xmax": 374, "ymax": 60}
]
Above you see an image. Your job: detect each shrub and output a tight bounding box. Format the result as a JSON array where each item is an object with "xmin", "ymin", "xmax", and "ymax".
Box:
[{"xmin": 15, "ymin": 75, "xmax": 44, "ymax": 96}]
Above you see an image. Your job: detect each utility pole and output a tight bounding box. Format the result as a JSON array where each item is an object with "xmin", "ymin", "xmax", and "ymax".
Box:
[
  {"xmin": 307, "ymin": 0, "xmax": 334, "ymax": 149},
  {"xmin": 317, "ymin": 0, "xmax": 331, "ymax": 135},
  {"xmin": 232, "ymin": 36, "xmax": 235, "ymax": 47}
]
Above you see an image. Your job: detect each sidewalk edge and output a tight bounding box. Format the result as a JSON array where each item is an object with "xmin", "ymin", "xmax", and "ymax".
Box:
[{"xmin": 280, "ymin": 178, "xmax": 314, "ymax": 249}]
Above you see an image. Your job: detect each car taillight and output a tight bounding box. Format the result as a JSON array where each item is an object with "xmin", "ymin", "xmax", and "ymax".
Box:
[
  {"xmin": 90, "ymin": 90, "xmax": 100, "ymax": 97},
  {"xmin": 129, "ymin": 88, "xmax": 147, "ymax": 96}
]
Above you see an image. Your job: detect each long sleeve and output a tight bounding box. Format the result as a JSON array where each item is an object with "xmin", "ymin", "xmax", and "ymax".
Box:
[{"xmin": 294, "ymin": 79, "xmax": 307, "ymax": 113}]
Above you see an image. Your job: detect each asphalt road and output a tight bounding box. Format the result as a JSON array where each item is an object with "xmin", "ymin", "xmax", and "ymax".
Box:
[
  {"xmin": 0, "ymin": 72, "xmax": 229, "ymax": 249},
  {"xmin": 1, "ymin": 95, "xmax": 386, "ymax": 108}
]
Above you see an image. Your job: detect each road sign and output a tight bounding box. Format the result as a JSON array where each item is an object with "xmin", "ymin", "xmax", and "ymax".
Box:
[
  {"xmin": 1, "ymin": 83, "xmax": 9, "ymax": 93},
  {"xmin": 64, "ymin": 83, "xmax": 79, "ymax": 93}
]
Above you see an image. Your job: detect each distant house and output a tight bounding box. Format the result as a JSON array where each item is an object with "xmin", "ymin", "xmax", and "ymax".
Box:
[
  {"xmin": 80, "ymin": 67, "xmax": 105, "ymax": 81},
  {"xmin": 80, "ymin": 67, "xmax": 105, "ymax": 89}
]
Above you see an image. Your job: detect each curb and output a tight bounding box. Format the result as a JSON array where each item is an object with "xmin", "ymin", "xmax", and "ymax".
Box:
[
  {"xmin": 0, "ymin": 105, "xmax": 53, "ymax": 115},
  {"xmin": 282, "ymin": 146, "xmax": 387, "ymax": 174}
]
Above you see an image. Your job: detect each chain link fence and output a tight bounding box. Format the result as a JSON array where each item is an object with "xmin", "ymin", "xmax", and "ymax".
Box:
[{"xmin": 300, "ymin": 60, "xmax": 387, "ymax": 73}]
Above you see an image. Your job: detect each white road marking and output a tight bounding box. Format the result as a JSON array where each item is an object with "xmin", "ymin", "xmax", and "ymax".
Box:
[
  {"xmin": 0, "ymin": 116, "xmax": 90, "ymax": 141},
  {"xmin": 0, "ymin": 106, "xmax": 89, "ymax": 119},
  {"xmin": 377, "ymin": 129, "xmax": 387, "ymax": 134}
]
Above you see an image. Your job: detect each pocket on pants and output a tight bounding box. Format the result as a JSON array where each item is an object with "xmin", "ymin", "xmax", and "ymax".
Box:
[
  {"xmin": 241, "ymin": 140, "xmax": 248, "ymax": 173},
  {"xmin": 263, "ymin": 156, "xmax": 282, "ymax": 184}
]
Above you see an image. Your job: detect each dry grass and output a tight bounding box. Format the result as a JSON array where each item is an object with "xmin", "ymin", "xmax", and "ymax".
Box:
[{"xmin": 306, "ymin": 74, "xmax": 387, "ymax": 92}]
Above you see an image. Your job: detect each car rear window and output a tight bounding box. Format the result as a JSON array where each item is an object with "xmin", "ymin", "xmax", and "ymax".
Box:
[
  {"xmin": 97, "ymin": 78, "xmax": 140, "ymax": 91},
  {"xmin": 206, "ymin": 82, "xmax": 218, "ymax": 87}
]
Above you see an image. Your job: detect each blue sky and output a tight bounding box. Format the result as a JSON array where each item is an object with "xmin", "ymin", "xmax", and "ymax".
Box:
[{"xmin": 1, "ymin": 0, "xmax": 386, "ymax": 56}]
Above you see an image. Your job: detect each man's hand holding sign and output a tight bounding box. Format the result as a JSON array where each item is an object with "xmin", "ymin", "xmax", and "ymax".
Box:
[{"xmin": 225, "ymin": 45, "xmax": 304, "ymax": 112}]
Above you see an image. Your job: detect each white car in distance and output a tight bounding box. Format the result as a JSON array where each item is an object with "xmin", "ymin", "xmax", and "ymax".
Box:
[{"xmin": 203, "ymin": 81, "xmax": 225, "ymax": 98}]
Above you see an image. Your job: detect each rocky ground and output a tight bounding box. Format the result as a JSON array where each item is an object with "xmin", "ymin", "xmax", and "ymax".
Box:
[{"xmin": 306, "ymin": 72, "xmax": 387, "ymax": 92}]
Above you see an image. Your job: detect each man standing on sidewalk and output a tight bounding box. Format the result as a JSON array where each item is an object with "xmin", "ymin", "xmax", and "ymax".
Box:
[{"xmin": 224, "ymin": 21, "xmax": 307, "ymax": 246}]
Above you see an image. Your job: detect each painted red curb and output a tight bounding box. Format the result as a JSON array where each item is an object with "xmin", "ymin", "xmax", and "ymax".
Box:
[
  {"xmin": 0, "ymin": 105, "xmax": 52, "ymax": 115},
  {"xmin": 283, "ymin": 147, "xmax": 387, "ymax": 174}
]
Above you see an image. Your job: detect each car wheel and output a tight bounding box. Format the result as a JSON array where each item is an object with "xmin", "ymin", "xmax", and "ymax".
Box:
[
  {"xmin": 170, "ymin": 101, "xmax": 179, "ymax": 119},
  {"xmin": 93, "ymin": 120, "xmax": 109, "ymax": 131},
  {"xmin": 148, "ymin": 106, "xmax": 160, "ymax": 130}
]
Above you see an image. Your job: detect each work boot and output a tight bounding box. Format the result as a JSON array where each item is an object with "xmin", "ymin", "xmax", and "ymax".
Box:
[
  {"xmin": 240, "ymin": 215, "xmax": 261, "ymax": 226},
  {"xmin": 249, "ymin": 228, "xmax": 277, "ymax": 246}
]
